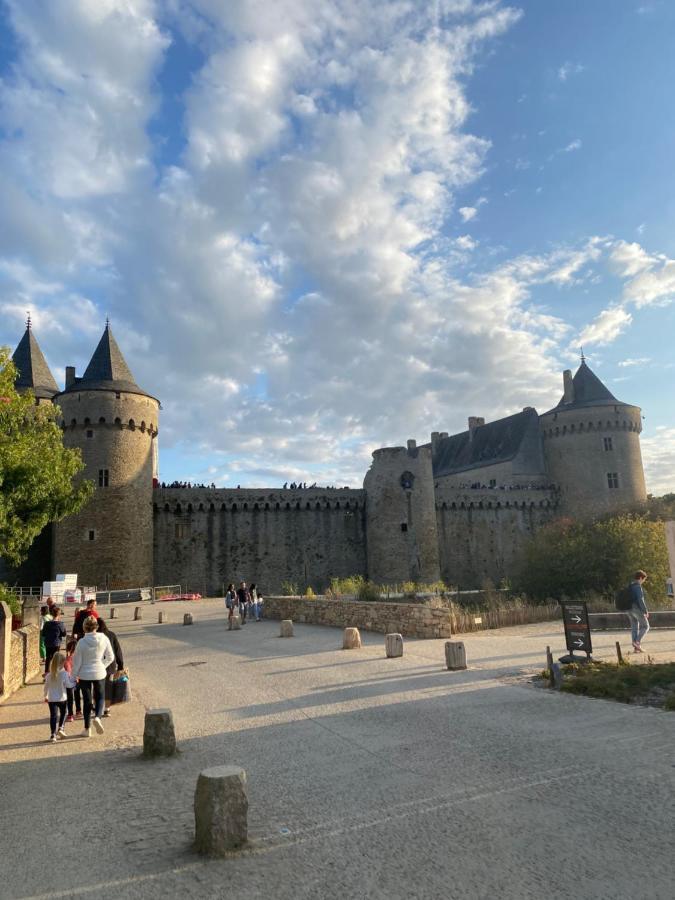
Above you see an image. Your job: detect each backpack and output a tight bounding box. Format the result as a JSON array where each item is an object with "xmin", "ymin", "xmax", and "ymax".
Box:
[{"xmin": 615, "ymin": 585, "xmax": 632, "ymax": 611}]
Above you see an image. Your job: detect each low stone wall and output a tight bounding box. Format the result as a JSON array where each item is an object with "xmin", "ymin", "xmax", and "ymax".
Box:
[
  {"xmin": 6, "ymin": 625, "xmax": 40, "ymax": 697},
  {"xmin": 589, "ymin": 611, "xmax": 675, "ymax": 631},
  {"xmin": 264, "ymin": 596, "xmax": 453, "ymax": 638}
]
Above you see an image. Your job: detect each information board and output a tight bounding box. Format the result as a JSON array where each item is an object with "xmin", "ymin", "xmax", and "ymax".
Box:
[{"xmin": 560, "ymin": 600, "xmax": 592, "ymax": 656}]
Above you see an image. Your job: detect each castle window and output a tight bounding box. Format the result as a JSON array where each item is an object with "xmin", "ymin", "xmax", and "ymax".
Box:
[
  {"xmin": 175, "ymin": 523, "xmax": 190, "ymax": 539},
  {"xmin": 86, "ymin": 429, "xmax": 94, "ymax": 439},
  {"xmin": 115, "ymin": 392, "xmax": 121, "ymax": 399},
  {"xmin": 489, "ymin": 479, "xmax": 496, "ymax": 488},
  {"xmin": 603, "ymin": 437, "xmax": 613, "ymax": 452},
  {"xmin": 98, "ymin": 468, "xmax": 109, "ymax": 488},
  {"xmin": 86, "ymin": 529, "xmax": 96, "ymax": 542},
  {"xmin": 607, "ymin": 472, "xmax": 619, "ymax": 490},
  {"xmin": 400, "ymin": 523, "xmax": 408, "ymax": 532},
  {"xmin": 99, "ymin": 417, "xmax": 106, "ymax": 424}
]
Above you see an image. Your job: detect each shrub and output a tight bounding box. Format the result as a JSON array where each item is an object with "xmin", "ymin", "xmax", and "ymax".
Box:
[
  {"xmin": 305, "ymin": 586, "xmax": 315, "ymax": 599},
  {"xmin": 357, "ymin": 581, "xmax": 381, "ymax": 602},
  {"xmin": 281, "ymin": 580, "xmax": 298, "ymax": 596},
  {"xmin": 0, "ymin": 584, "xmax": 21, "ymax": 618}
]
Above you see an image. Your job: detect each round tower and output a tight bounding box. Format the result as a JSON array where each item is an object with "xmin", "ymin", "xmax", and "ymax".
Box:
[
  {"xmin": 540, "ymin": 360, "xmax": 646, "ymax": 519},
  {"xmin": 363, "ymin": 439, "xmax": 440, "ymax": 585},
  {"xmin": 52, "ymin": 324, "xmax": 159, "ymax": 589}
]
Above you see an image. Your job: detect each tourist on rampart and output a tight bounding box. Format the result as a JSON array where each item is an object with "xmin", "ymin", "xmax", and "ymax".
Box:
[
  {"xmin": 63, "ymin": 639, "xmax": 81, "ymax": 722},
  {"xmin": 71, "ymin": 616, "xmax": 114, "ymax": 738},
  {"xmin": 97, "ymin": 618, "xmax": 125, "ymax": 716},
  {"xmin": 72, "ymin": 598, "xmax": 99, "ymax": 639},
  {"xmin": 237, "ymin": 581, "xmax": 250, "ymax": 625},
  {"xmin": 44, "ymin": 651, "xmax": 68, "ymax": 742},
  {"xmin": 628, "ymin": 570, "xmax": 650, "ymax": 652},
  {"xmin": 42, "ymin": 605, "xmax": 67, "ymax": 675}
]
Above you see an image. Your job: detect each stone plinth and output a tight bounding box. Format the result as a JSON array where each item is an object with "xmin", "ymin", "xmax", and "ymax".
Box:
[
  {"xmin": 143, "ymin": 708, "xmax": 177, "ymax": 758},
  {"xmin": 21, "ymin": 597, "xmax": 41, "ymax": 628},
  {"xmin": 343, "ymin": 627, "xmax": 361, "ymax": 650},
  {"xmin": 385, "ymin": 633, "xmax": 403, "ymax": 658},
  {"xmin": 158, "ymin": 611, "xmax": 166, "ymax": 623},
  {"xmin": 445, "ymin": 641, "xmax": 467, "ymax": 671},
  {"xmin": 194, "ymin": 766, "xmax": 248, "ymax": 855},
  {"xmin": 230, "ymin": 614, "xmax": 241, "ymax": 630},
  {"xmin": 280, "ymin": 619, "xmax": 294, "ymax": 637},
  {"xmin": 134, "ymin": 606, "xmax": 142, "ymax": 621},
  {"xmin": 183, "ymin": 613, "xmax": 193, "ymax": 626},
  {"xmin": 110, "ymin": 607, "xmax": 117, "ymax": 619}
]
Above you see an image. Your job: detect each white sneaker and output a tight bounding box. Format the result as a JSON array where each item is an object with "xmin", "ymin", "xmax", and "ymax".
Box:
[
  {"xmin": 93, "ymin": 717, "xmax": 105, "ymax": 734},
  {"xmin": 49, "ymin": 735, "xmax": 57, "ymax": 743},
  {"xmin": 58, "ymin": 728, "xmax": 67, "ymax": 739},
  {"xmin": 81, "ymin": 727, "xmax": 91, "ymax": 738}
]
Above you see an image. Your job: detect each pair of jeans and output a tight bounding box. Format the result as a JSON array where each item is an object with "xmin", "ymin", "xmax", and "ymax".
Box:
[
  {"xmin": 79, "ymin": 678, "xmax": 106, "ymax": 728},
  {"xmin": 44, "ymin": 646, "xmax": 60, "ymax": 674},
  {"xmin": 48, "ymin": 701, "xmax": 67, "ymax": 735},
  {"xmin": 627, "ymin": 608, "xmax": 650, "ymax": 644},
  {"xmin": 66, "ymin": 686, "xmax": 81, "ymax": 716}
]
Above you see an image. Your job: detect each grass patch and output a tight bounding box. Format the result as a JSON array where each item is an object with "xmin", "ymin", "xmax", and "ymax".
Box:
[{"xmin": 560, "ymin": 660, "xmax": 675, "ymax": 708}]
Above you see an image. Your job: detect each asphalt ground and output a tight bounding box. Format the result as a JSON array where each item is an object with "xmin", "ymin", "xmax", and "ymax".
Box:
[{"xmin": 1, "ymin": 600, "xmax": 674, "ymax": 900}]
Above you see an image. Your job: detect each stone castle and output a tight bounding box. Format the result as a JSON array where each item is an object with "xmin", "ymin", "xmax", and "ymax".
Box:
[{"xmin": 7, "ymin": 322, "xmax": 647, "ymax": 593}]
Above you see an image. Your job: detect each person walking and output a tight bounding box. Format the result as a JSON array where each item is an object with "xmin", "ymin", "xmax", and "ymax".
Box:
[
  {"xmin": 237, "ymin": 581, "xmax": 250, "ymax": 625},
  {"xmin": 72, "ymin": 598, "xmax": 99, "ymax": 639},
  {"xmin": 63, "ymin": 639, "xmax": 81, "ymax": 722},
  {"xmin": 71, "ymin": 616, "xmax": 114, "ymax": 738},
  {"xmin": 97, "ymin": 619, "xmax": 125, "ymax": 717},
  {"xmin": 249, "ymin": 583, "xmax": 263, "ymax": 621},
  {"xmin": 44, "ymin": 651, "xmax": 69, "ymax": 742},
  {"xmin": 628, "ymin": 570, "xmax": 650, "ymax": 652},
  {"xmin": 42, "ymin": 606, "xmax": 67, "ymax": 675},
  {"xmin": 225, "ymin": 583, "xmax": 237, "ymax": 630}
]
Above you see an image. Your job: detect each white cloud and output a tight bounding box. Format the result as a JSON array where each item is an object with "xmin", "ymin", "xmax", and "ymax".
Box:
[
  {"xmin": 459, "ymin": 206, "xmax": 477, "ymax": 221},
  {"xmin": 641, "ymin": 427, "xmax": 675, "ymax": 495},
  {"xmin": 558, "ymin": 61, "xmax": 585, "ymax": 82},
  {"xmin": 618, "ymin": 357, "xmax": 651, "ymax": 368},
  {"xmin": 562, "ymin": 138, "xmax": 582, "ymax": 153},
  {"xmin": 577, "ymin": 307, "xmax": 632, "ymax": 346}
]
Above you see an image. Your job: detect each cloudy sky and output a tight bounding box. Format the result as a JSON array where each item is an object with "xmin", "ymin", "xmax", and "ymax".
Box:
[{"xmin": 1, "ymin": 0, "xmax": 674, "ymax": 492}]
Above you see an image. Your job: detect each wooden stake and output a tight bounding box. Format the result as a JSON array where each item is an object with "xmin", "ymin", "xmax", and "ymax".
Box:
[
  {"xmin": 615, "ymin": 641, "xmax": 623, "ymax": 664},
  {"xmin": 546, "ymin": 645, "xmax": 554, "ymax": 687}
]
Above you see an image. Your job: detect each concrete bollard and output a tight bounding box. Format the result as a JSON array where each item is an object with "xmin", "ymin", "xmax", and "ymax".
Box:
[
  {"xmin": 230, "ymin": 614, "xmax": 241, "ymax": 630},
  {"xmin": 110, "ymin": 607, "xmax": 117, "ymax": 619},
  {"xmin": 385, "ymin": 633, "xmax": 403, "ymax": 658},
  {"xmin": 343, "ymin": 627, "xmax": 362, "ymax": 650},
  {"xmin": 143, "ymin": 709, "xmax": 177, "ymax": 758},
  {"xmin": 134, "ymin": 606, "xmax": 142, "ymax": 621},
  {"xmin": 280, "ymin": 619, "xmax": 294, "ymax": 638},
  {"xmin": 183, "ymin": 613, "xmax": 193, "ymax": 626},
  {"xmin": 194, "ymin": 766, "xmax": 248, "ymax": 855},
  {"xmin": 445, "ymin": 641, "xmax": 467, "ymax": 671},
  {"xmin": 158, "ymin": 611, "xmax": 166, "ymax": 624}
]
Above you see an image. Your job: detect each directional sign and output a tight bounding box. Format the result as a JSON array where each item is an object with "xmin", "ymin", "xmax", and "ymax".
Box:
[{"xmin": 560, "ymin": 600, "xmax": 592, "ymax": 656}]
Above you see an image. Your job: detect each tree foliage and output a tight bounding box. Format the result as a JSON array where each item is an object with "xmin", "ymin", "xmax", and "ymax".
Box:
[
  {"xmin": 515, "ymin": 513, "xmax": 669, "ymax": 604},
  {"xmin": 0, "ymin": 349, "xmax": 93, "ymax": 565}
]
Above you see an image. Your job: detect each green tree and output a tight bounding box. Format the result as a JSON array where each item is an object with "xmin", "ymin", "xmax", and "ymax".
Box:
[
  {"xmin": 0, "ymin": 349, "xmax": 93, "ymax": 565},
  {"xmin": 515, "ymin": 513, "xmax": 669, "ymax": 604}
]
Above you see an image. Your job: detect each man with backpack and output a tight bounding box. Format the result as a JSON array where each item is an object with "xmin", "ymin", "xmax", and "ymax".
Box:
[{"xmin": 625, "ymin": 570, "xmax": 650, "ymax": 652}]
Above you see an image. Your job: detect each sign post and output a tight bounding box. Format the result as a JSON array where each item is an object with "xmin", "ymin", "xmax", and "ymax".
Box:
[{"xmin": 559, "ymin": 600, "xmax": 592, "ymax": 663}]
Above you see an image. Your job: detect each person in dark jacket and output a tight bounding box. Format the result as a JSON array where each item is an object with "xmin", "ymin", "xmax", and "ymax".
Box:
[
  {"xmin": 97, "ymin": 618, "xmax": 125, "ymax": 715},
  {"xmin": 72, "ymin": 598, "xmax": 100, "ymax": 638},
  {"xmin": 43, "ymin": 606, "xmax": 67, "ymax": 674},
  {"xmin": 628, "ymin": 569, "xmax": 650, "ymax": 652}
]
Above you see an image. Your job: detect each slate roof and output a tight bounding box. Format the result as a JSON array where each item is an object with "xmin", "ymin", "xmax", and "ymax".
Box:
[
  {"xmin": 61, "ymin": 324, "xmax": 156, "ymax": 399},
  {"xmin": 546, "ymin": 360, "xmax": 627, "ymax": 413},
  {"xmin": 427, "ymin": 408, "xmax": 540, "ymax": 478},
  {"xmin": 12, "ymin": 326, "xmax": 59, "ymax": 400}
]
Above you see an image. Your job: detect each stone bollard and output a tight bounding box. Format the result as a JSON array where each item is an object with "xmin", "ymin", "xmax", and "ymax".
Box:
[
  {"xmin": 385, "ymin": 633, "xmax": 403, "ymax": 658},
  {"xmin": 445, "ymin": 641, "xmax": 467, "ymax": 671},
  {"xmin": 230, "ymin": 614, "xmax": 241, "ymax": 630},
  {"xmin": 158, "ymin": 611, "xmax": 166, "ymax": 624},
  {"xmin": 134, "ymin": 606, "xmax": 142, "ymax": 621},
  {"xmin": 183, "ymin": 613, "xmax": 193, "ymax": 626},
  {"xmin": 280, "ymin": 619, "xmax": 294, "ymax": 638},
  {"xmin": 343, "ymin": 627, "xmax": 361, "ymax": 650},
  {"xmin": 143, "ymin": 709, "xmax": 177, "ymax": 758},
  {"xmin": 110, "ymin": 607, "xmax": 117, "ymax": 619},
  {"xmin": 194, "ymin": 766, "xmax": 248, "ymax": 855}
]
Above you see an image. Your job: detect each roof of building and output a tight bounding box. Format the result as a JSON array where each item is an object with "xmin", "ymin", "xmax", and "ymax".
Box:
[
  {"xmin": 12, "ymin": 324, "xmax": 59, "ymax": 400},
  {"xmin": 60, "ymin": 323, "xmax": 156, "ymax": 400},
  {"xmin": 545, "ymin": 359, "xmax": 630, "ymax": 413},
  {"xmin": 426, "ymin": 408, "xmax": 541, "ymax": 478}
]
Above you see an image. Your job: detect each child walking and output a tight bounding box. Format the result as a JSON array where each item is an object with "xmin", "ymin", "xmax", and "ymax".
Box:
[
  {"xmin": 63, "ymin": 639, "xmax": 81, "ymax": 722},
  {"xmin": 44, "ymin": 651, "xmax": 69, "ymax": 742}
]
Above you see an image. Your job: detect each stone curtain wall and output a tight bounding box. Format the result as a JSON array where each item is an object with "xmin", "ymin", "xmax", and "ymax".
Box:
[
  {"xmin": 153, "ymin": 488, "xmax": 367, "ymax": 595},
  {"xmin": 6, "ymin": 625, "xmax": 40, "ymax": 697},
  {"xmin": 435, "ymin": 486, "xmax": 558, "ymax": 588},
  {"xmin": 264, "ymin": 596, "xmax": 454, "ymax": 638}
]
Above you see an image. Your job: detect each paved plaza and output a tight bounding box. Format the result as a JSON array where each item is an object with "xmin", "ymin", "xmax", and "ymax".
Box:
[{"xmin": 1, "ymin": 600, "xmax": 674, "ymax": 899}]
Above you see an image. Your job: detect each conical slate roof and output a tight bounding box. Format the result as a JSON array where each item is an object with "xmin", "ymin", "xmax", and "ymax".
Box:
[
  {"xmin": 62, "ymin": 323, "xmax": 155, "ymax": 399},
  {"xmin": 546, "ymin": 360, "xmax": 630, "ymax": 414},
  {"xmin": 12, "ymin": 325, "xmax": 59, "ymax": 400}
]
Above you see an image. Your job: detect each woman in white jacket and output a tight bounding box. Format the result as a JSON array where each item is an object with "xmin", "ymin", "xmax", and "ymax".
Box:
[{"xmin": 72, "ymin": 616, "xmax": 114, "ymax": 738}]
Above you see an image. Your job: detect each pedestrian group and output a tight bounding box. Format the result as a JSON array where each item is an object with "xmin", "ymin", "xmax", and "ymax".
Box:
[{"xmin": 224, "ymin": 581, "xmax": 263, "ymax": 629}]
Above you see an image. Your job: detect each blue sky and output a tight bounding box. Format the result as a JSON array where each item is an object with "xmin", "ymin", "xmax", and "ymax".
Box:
[{"xmin": 0, "ymin": 0, "xmax": 674, "ymax": 491}]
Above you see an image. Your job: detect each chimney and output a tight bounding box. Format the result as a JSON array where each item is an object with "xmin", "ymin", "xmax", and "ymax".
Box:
[
  {"xmin": 440, "ymin": 432, "xmax": 448, "ymax": 439},
  {"xmin": 563, "ymin": 369, "xmax": 574, "ymax": 404},
  {"xmin": 407, "ymin": 439, "xmax": 417, "ymax": 455},
  {"xmin": 468, "ymin": 416, "xmax": 485, "ymax": 442},
  {"xmin": 65, "ymin": 366, "xmax": 76, "ymax": 388}
]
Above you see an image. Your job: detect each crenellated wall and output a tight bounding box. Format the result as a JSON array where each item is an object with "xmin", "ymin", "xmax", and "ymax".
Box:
[
  {"xmin": 434, "ymin": 485, "xmax": 559, "ymax": 588},
  {"xmin": 153, "ymin": 487, "xmax": 367, "ymax": 595}
]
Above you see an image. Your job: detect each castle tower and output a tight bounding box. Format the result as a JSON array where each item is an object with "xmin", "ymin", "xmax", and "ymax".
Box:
[
  {"xmin": 540, "ymin": 359, "xmax": 646, "ymax": 518},
  {"xmin": 11, "ymin": 317, "xmax": 58, "ymax": 404},
  {"xmin": 52, "ymin": 324, "xmax": 160, "ymax": 589},
  {"xmin": 363, "ymin": 440, "xmax": 440, "ymax": 585}
]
